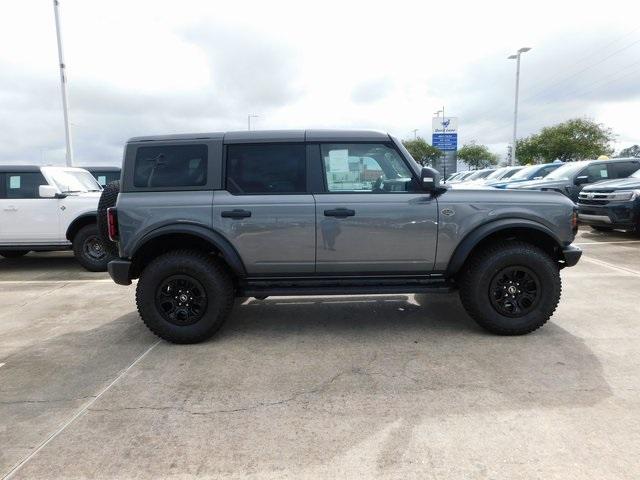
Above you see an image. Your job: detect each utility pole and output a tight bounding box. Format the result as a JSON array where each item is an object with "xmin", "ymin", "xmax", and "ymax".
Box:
[
  {"xmin": 440, "ymin": 106, "xmax": 446, "ymax": 179},
  {"xmin": 508, "ymin": 47, "xmax": 531, "ymax": 166},
  {"xmin": 412, "ymin": 129, "xmax": 418, "ymax": 139},
  {"xmin": 53, "ymin": 0, "xmax": 74, "ymax": 166},
  {"xmin": 247, "ymin": 114, "xmax": 259, "ymax": 131}
]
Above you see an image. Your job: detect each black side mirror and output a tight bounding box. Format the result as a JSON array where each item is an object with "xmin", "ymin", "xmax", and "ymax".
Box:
[
  {"xmin": 575, "ymin": 175, "xmax": 589, "ymax": 186},
  {"xmin": 420, "ymin": 167, "xmax": 441, "ymax": 193}
]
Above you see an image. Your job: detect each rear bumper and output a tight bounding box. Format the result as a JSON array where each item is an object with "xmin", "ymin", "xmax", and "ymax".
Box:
[
  {"xmin": 108, "ymin": 259, "xmax": 132, "ymax": 286},
  {"xmin": 561, "ymin": 245, "xmax": 582, "ymax": 267}
]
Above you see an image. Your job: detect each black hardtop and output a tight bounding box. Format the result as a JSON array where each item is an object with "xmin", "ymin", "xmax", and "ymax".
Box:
[
  {"xmin": 0, "ymin": 165, "xmax": 43, "ymax": 173},
  {"xmin": 127, "ymin": 129, "xmax": 391, "ymax": 144}
]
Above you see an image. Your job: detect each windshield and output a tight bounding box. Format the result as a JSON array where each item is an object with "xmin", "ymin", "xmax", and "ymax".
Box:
[
  {"xmin": 508, "ymin": 165, "xmax": 538, "ymax": 180},
  {"xmin": 50, "ymin": 170, "xmax": 102, "ymax": 193},
  {"xmin": 485, "ymin": 167, "xmax": 508, "ymax": 180},
  {"xmin": 545, "ymin": 161, "xmax": 589, "ymax": 181},
  {"xmin": 467, "ymin": 169, "xmax": 494, "ymax": 180},
  {"xmin": 500, "ymin": 167, "xmax": 524, "ymax": 179}
]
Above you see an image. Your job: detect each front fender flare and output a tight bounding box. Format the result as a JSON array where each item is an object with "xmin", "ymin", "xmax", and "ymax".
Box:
[{"xmin": 445, "ymin": 218, "xmax": 562, "ymax": 277}]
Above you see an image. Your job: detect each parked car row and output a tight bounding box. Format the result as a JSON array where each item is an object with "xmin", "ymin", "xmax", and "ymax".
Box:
[
  {"xmin": 445, "ymin": 157, "xmax": 640, "ymax": 232},
  {"xmin": 0, "ymin": 164, "xmax": 120, "ymax": 269}
]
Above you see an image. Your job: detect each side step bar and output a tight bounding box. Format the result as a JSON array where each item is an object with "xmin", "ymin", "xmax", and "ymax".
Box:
[{"xmin": 238, "ymin": 277, "xmax": 454, "ymax": 297}]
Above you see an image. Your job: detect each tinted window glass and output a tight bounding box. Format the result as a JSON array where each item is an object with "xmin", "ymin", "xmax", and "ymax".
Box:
[
  {"xmin": 92, "ymin": 171, "xmax": 120, "ymax": 186},
  {"xmin": 581, "ymin": 164, "xmax": 610, "ymax": 183},
  {"xmin": 134, "ymin": 145, "xmax": 207, "ymax": 188},
  {"xmin": 5, "ymin": 172, "xmax": 47, "ymax": 199},
  {"xmin": 321, "ymin": 143, "xmax": 416, "ymax": 192},
  {"xmin": 226, "ymin": 144, "xmax": 306, "ymax": 194},
  {"xmin": 612, "ymin": 161, "xmax": 640, "ymax": 178}
]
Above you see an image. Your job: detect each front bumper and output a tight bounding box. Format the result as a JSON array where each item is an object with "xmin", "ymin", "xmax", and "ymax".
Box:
[
  {"xmin": 578, "ymin": 202, "xmax": 639, "ymax": 229},
  {"xmin": 561, "ymin": 245, "xmax": 582, "ymax": 268},
  {"xmin": 108, "ymin": 259, "xmax": 132, "ymax": 286}
]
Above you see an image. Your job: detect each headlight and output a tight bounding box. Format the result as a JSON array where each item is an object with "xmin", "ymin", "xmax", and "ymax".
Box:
[{"xmin": 608, "ymin": 190, "xmax": 640, "ymax": 202}]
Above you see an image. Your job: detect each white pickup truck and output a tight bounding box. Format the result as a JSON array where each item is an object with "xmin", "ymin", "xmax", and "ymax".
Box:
[{"xmin": 0, "ymin": 165, "xmax": 115, "ymax": 271}]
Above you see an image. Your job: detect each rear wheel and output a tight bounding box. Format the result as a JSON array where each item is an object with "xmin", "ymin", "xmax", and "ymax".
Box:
[
  {"xmin": 136, "ymin": 250, "xmax": 234, "ymax": 344},
  {"xmin": 458, "ymin": 241, "xmax": 561, "ymax": 335},
  {"xmin": 72, "ymin": 223, "xmax": 115, "ymax": 271},
  {"xmin": 0, "ymin": 250, "xmax": 29, "ymax": 259}
]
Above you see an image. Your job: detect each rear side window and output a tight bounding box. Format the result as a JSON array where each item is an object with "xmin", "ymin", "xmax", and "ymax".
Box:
[
  {"xmin": 226, "ymin": 144, "xmax": 306, "ymax": 194},
  {"xmin": 612, "ymin": 161, "xmax": 640, "ymax": 179},
  {"xmin": 134, "ymin": 145, "xmax": 207, "ymax": 188},
  {"xmin": 5, "ymin": 172, "xmax": 47, "ymax": 199}
]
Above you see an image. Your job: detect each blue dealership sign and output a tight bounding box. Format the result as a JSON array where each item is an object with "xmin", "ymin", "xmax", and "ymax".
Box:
[{"xmin": 432, "ymin": 133, "xmax": 457, "ymax": 151}]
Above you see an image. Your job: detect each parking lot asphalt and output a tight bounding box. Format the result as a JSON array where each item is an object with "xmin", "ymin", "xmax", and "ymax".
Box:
[{"xmin": 1, "ymin": 227, "xmax": 639, "ymax": 479}]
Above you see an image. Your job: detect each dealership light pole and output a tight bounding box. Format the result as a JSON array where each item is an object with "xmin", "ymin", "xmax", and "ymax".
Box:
[
  {"xmin": 53, "ymin": 0, "xmax": 74, "ymax": 166},
  {"xmin": 247, "ymin": 114, "xmax": 259, "ymax": 131},
  {"xmin": 412, "ymin": 129, "xmax": 418, "ymax": 139},
  {"xmin": 508, "ymin": 47, "xmax": 531, "ymax": 166}
]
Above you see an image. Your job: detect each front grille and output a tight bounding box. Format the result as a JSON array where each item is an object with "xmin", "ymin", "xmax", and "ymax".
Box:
[{"xmin": 578, "ymin": 190, "xmax": 628, "ymax": 205}]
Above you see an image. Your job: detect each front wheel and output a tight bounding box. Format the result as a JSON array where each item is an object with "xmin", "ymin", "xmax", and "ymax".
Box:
[
  {"xmin": 72, "ymin": 223, "xmax": 115, "ymax": 271},
  {"xmin": 135, "ymin": 250, "xmax": 235, "ymax": 344},
  {"xmin": 0, "ymin": 250, "xmax": 29, "ymax": 259},
  {"xmin": 458, "ymin": 241, "xmax": 561, "ymax": 335}
]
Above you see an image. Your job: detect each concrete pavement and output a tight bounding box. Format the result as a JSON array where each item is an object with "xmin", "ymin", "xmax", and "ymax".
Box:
[{"xmin": 1, "ymin": 228, "xmax": 639, "ymax": 479}]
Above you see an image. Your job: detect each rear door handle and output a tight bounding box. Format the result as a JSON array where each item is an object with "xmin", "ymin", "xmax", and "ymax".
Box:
[
  {"xmin": 221, "ymin": 209, "xmax": 252, "ymax": 219},
  {"xmin": 324, "ymin": 208, "xmax": 355, "ymax": 218}
]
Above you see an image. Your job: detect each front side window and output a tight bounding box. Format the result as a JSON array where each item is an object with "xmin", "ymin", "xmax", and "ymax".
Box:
[
  {"xmin": 581, "ymin": 164, "xmax": 610, "ymax": 183},
  {"xmin": 5, "ymin": 172, "xmax": 47, "ymax": 199},
  {"xmin": 321, "ymin": 144, "xmax": 416, "ymax": 192},
  {"xmin": 134, "ymin": 144, "xmax": 207, "ymax": 188},
  {"xmin": 226, "ymin": 144, "xmax": 306, "ymax": 194}
]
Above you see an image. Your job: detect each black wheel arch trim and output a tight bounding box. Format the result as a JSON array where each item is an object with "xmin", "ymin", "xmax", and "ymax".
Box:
[
  {"xmin": 65, "ymin": 213, "xmax": 97, "ymax": 241},
  {"xmin": 445, "ymin": 218, "xmax": 564, "ymax": 277},
  {"xmin": 130, "ymin": 223, "xmax": 247, "ymax": 277}
]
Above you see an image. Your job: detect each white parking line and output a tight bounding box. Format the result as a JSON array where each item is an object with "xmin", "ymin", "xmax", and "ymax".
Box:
[
  {"xmin": 0, "ymin": 279, "xmax": 128, "ymax": 285},
  {"xmin": 2, "ymin": 339, "xmax": 161, "ymax": 480},
  {"xmin": 581, "ymin": 256, "xmax": 640, "ymax": 277},
  {"xmin": 575, "ymin": 240, "xmax": 640, "ymax": 246}
]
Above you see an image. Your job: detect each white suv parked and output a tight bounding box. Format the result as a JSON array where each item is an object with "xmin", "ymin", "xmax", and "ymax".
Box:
[{"xmin": 0, "ymin": 165, "xmax": 115, "ymax": 271}]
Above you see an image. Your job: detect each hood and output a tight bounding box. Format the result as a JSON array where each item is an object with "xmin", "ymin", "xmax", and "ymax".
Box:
[
  {"xmin": 583, "ymin": 177, "xmax": 640, "ymax": 191},
  {"xmin": 510, "ymin": 179, "xmax": 568, "ymax": 190}
]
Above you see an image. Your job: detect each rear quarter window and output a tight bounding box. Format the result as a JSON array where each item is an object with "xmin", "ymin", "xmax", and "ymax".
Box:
[{"xmin": 134, "ymin": 145, "xmax": 207, "ymax": 188}]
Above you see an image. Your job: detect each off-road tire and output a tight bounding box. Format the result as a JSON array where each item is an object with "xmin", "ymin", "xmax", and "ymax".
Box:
[
  {"xmin": 458, "ymin": 241, "xmax": 561, "ymax": 335},
  {"xmin": 73, "ymin": 223, "xmax": 115, "ymax": 272},
  {"xmin": 590, "ymin": 225, "xmax": 613, "ymax": 232},
  {"xmin": 97, "ymin": 180, "xmax": 120, "ymax": 256},
  {"xmin": 136, "ymin": 250, "xmax": 234, "ymax": 344},
  {"xmin": 0, "ymin": 250, "xmax": 29, "ymax": 259}
]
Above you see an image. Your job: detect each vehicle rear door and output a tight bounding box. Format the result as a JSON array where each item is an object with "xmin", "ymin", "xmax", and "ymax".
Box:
[
  {"xmin": 213, "ymin": 141, "xmax": 316, "ymax": 275},
  {"xmin": 312, "ymin": 142, "xmax": 438, "ymax": 273},
  {"xmin": 0, "ymin": 170, "xmax": 61, "ymax": 244}
]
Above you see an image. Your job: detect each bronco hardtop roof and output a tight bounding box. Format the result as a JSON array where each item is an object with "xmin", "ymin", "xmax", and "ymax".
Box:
[
  {"xmin": 127, "ymin": 129, "xmax": 392, "ymax": 144},
  {"xmin": 0, "ymin": 165, "xmax": 43, "ymax": 173}
]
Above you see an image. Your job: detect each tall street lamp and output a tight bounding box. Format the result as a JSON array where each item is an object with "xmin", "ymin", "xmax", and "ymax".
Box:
[
  {"xmin": 53, "ymin": 0, "xmax": 74, "ymax": 166},
  {"xmin": 508, "ymin": 47, "xmax": 531, "ymax": 165},
  {"xmin": 434, "ymin": 108, "xmax": 446, "ymax": 177}
]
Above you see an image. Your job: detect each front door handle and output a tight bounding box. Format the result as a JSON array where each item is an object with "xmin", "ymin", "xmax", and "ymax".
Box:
[
  {"xmin": 221, "ymin": 209, "xmax": 252, "ymax": 219},
  {"xmin": 324, "ymin": 208, "xmax": 355, "ymax": 218}
]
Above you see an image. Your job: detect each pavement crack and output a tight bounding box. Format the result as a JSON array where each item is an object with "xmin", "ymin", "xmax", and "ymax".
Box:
[{"xmin": 0, "ymin": 395, "xmax": 96, "ymax": 406}]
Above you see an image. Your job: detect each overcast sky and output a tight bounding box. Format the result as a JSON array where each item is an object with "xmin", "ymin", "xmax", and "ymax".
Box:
[{"xmin": 1, "ymin": 0, "xmax": 639, "ymax": 166}]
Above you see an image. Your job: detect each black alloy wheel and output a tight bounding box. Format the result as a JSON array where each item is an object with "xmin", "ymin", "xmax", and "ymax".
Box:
[
  {"xmin": 155, "ymin": 275, "xmax": 208, "ymax": 326},
  {"xmin": 489, "ymin": 266, "xmax": 540, "ymax": 317}
]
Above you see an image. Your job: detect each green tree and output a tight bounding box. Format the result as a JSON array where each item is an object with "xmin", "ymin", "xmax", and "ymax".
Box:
[
  {"xmin": 617, "ymin": 145, "xmax": 640, "ymax": 158},
  {"xmin": 402, "ymin": 137, "xmax": 442, "ymax": 166},
  {"xmin": 516, "ymin": 118, "xmax": 615, "ymax": 163},
  {"xmin": 456, "ymin": 142, "xmax": 499, "ymax": 169}
]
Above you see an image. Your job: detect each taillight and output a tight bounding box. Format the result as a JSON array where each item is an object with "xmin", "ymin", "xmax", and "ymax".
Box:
[{"xmin": 107, "ymin": 207, "xmax": 119, "ymax": 241}]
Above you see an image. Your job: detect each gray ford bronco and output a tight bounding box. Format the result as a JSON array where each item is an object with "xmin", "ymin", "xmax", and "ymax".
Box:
[{"xmin": 102, "ymin": 130, "xmax": 582, "ymax": 344}]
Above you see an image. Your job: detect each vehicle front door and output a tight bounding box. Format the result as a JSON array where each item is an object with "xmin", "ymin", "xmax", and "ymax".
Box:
[
  {"xmin": 0, "ymin": 171, "xmax": 61, "ymax": 244},
  {"xmin": 213, "ymin": 143, "xmax": 316, "ymax": 275},
  {"xmin": 313, "ymin": 143, "xmax": 438, "ymax": 273}
]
